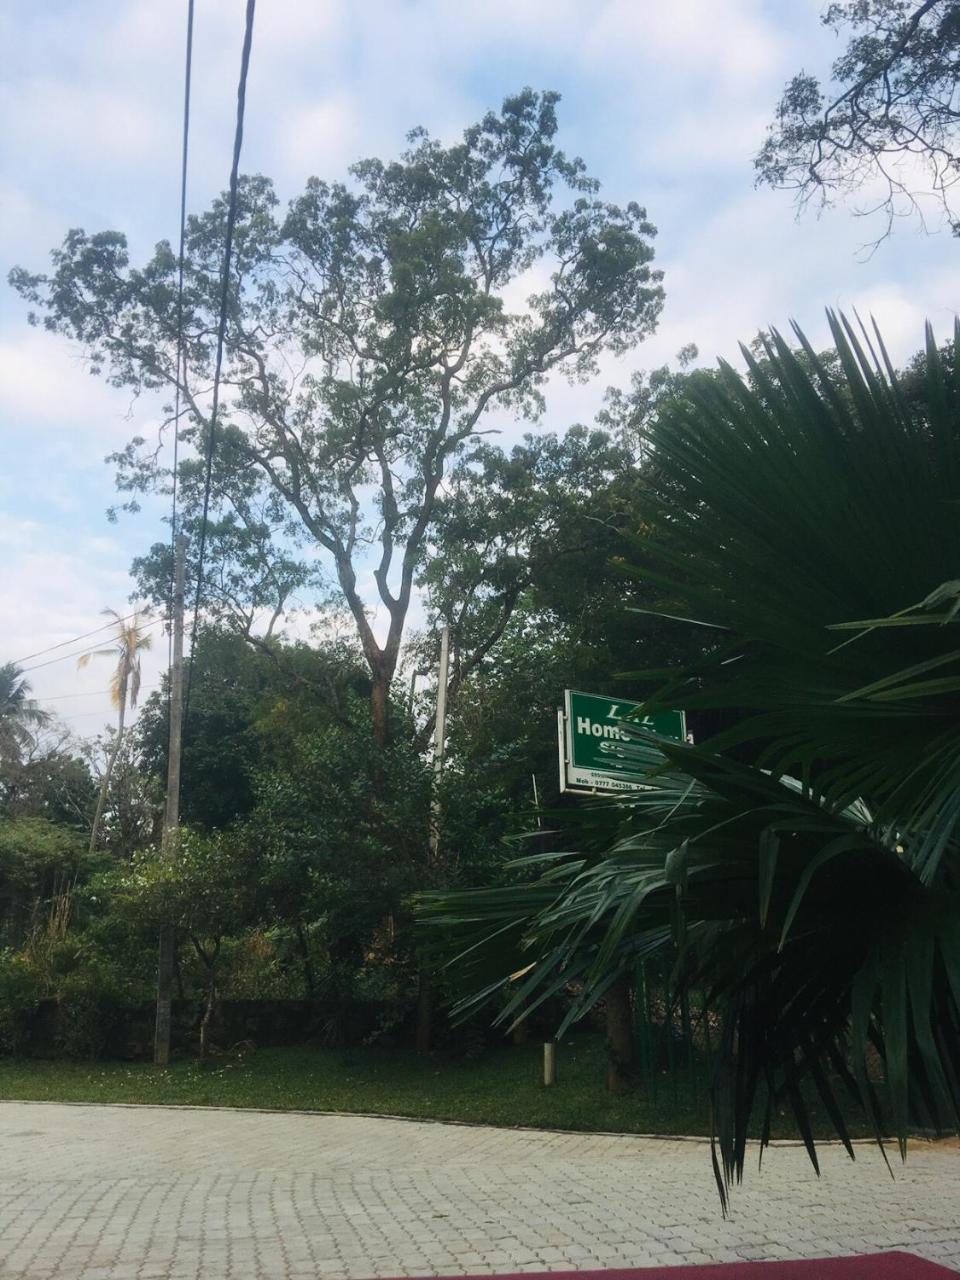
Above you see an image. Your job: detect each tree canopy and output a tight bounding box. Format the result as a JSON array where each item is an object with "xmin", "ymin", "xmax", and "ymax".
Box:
[
  {"xmin": 11, "ymin": 88, "xmax": 664, "ymax": 744},
  {"xmin": 757, "ymin": 1, "xmax": 960, "ymax": 241}
]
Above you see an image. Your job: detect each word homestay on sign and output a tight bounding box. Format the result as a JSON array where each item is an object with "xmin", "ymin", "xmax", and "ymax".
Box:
[{"xmin": 559, "ymin": 689, "xmax": 686, "ymax": 794}]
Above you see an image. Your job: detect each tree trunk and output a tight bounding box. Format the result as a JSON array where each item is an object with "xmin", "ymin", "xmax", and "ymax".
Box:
[
  {"xmin": 605, "ymin": 973, "xmax": 635, "ymax": 1094},
  {"xmin": 296, "ymin": 921, "xmax": 316, "ymax": 999},
  {"xmin": 194, "ymin": 937, "xmax": 220, "ymax": 1060},
  {"xmin": 415, "ymin": 966, "xmax": 433, "ymax": 1054},
  {"xmin": 89, "ymin": 697, "xmax": 126, "ymax": 855},
  {"xmin": 199, "ymin": 977, "xmax": 218, "ymax": 1060},
  {"xmin": 370, "ymin": 673, "xmax": 390, "ymax": 747}
]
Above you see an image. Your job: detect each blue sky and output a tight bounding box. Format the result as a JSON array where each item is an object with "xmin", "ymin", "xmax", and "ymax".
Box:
[{"xmin": 2, "ymin": 0, "xmax": 958, "ymax": 738}]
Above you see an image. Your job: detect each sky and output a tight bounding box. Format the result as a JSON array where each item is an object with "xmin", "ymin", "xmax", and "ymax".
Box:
[{"xmin": 1, "ymin": 0, "xmax": 958, "ymax": 741}]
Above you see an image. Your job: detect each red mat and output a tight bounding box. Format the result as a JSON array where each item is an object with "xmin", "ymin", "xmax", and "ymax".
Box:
[{"xmin": 392, "ymin": 1255, "xmax": 956, "ymax": 1279}]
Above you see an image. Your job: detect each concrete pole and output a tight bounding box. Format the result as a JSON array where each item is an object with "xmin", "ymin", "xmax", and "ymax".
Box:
[
  {"xmin": 416, "ymin": 625, "xmax": 450, "ymax": 1055},
  {"xmin": 428, "ymin": 625, "xmax": 450, "ymax": 862},
  {"xmin": 154, "ymin": 533, "xmax": 187, "ymax": 1066}
]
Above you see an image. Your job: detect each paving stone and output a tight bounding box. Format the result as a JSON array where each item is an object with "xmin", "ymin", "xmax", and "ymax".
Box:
[{"xmin": 0, "ymin": 1102, "xmax": 958, "ymax": 1278}]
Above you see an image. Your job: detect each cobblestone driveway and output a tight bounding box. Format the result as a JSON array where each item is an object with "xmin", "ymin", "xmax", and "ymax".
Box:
[{"xmin": 0, "ymin": 1102, "xmax": 957, "ymax": 1278}]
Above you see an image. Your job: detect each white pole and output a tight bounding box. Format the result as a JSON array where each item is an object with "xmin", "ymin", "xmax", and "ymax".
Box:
[
  {"xmin": 155, "ymin": 532, "xmax": 187, "ymax": 1066},
  {"xmin": 409, "ymin": 668, "xmax": 418, "ymax": 712},
  {"xmin": 428, "ymin": 625, "xmax": 450, "ymax": 860},
  {"xmin": 433, "ymin": 626, "xmax": 450, "ymax": 777},
  {"xmin": 557, "ymin": 708, "xmax": 568, "ymax": 793},
  {"xmin": 417, "ymin": 625, "xmax": 450, "ymax": 1056}
]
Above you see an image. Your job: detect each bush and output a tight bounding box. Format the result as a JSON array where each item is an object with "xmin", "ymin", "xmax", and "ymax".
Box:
[
  {"xmin": 52, "ymin": 966, "xmax": 130, "ymax": 1059},
  {"xmin": 0, "ymin": 950, "xmax": 42, "ymax": 1055}
]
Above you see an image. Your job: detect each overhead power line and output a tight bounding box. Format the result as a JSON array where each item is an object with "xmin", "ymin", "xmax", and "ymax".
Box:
[
  {"xmin": 168, "ymin": 0, "xmax": 195, "ymax": 671},
  {"xmin": 8, "ymin": 609, "xmax": 144, "ymax": 667},
  {"xmin": 19, "ymin": 617, "xmax": 163, "ymax": 676},
  {"xmin": 184, "ymin": 0, "xmax": 256, "ymax": 727},
  {"xmin": 34, "ymin": 683, "xmax": 163, "ymax": 704},
  {"xmin": 51, "ymin": 704, "xmax": 158, "ymax": 721}
]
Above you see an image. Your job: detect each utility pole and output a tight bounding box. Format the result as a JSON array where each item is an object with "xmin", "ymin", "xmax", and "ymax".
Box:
[
  {"xmin": 416, "ymin": 624, "xmax": 450, "ymax": 1054},
  {"xmin": 428, "ymin": 625, "xmax": 450, "ymax": 860},
  {"xmin": 408, "ymin": 669, "xmax": 418, "ymax": 714},
  {"xmin": 154, "ymin": 533, "xmax": 187, "ymax": 1066}
]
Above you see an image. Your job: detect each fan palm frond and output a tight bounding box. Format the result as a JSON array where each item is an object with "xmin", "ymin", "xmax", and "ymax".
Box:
[{"xmin": 422, "ymin": 314, "xmax": 960, "ymax": 1204}]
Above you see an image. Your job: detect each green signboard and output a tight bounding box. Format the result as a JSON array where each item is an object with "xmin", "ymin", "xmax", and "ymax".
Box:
[{"xmin": 559, "ymin": 689, "xmax": 686, "ymax": 794}]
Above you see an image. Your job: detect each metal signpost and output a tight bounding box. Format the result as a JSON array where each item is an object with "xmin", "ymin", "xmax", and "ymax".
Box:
[{"xmin": 558, "ymin": 689, "xmax": 686, "ymax": 794}]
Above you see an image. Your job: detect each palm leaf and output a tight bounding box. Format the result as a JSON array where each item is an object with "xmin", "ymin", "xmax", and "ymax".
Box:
[{"xmin": 421, "ymin": 314, "xmax": 960, "ymax": 1204}]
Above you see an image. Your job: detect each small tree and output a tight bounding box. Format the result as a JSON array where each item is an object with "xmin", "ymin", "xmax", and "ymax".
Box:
[
  {"xmin": 109, "ymin": 831, "xmax": 259, "ymax": 1057},
  {"xmin": 78, "ymin": 608, "xmax": 153, "ymax": 855}
]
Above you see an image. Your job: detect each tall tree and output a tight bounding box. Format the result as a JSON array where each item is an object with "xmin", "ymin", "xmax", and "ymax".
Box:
[
  {"xmin": 757, "ymin": 1, "xmax": 960, "ymax": 242},
  {"xmin": 0, "ymin": 663, "xmax": 51, "ymax": 763},
  {"xmin": 79, "ymin": 609, "xmax": 153, "ymax": 855},
  {"xmin": 11, "ymin": 89, "xmax": 664, "ymax": 745}
]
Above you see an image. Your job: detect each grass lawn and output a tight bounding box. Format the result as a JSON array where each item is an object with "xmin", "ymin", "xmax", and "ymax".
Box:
[{"xmin": 0, "ymin": 1036, "xmax": 870, "ymax": 1140}]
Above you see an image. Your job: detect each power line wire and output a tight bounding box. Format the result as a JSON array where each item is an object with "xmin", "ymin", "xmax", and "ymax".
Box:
[
  {"xmin": 8, "ymin": 609, "xmax": 144, "ymax": 667},
  {"xmin": 51, "ymin": 705, "xmax": 158, "ymax": 721},
  {"xmin": 184, "ymin": 0, "xmax": 256, "ymax": 728},
  {"xmin": 19, "ymin": 618, "xmax": 163, "ymax": 676},
  {"xmin": 168, "ymin": 0, "xmax": 195, "ymax": 671},
  {"xmin": 34, "ymin": 683, "xmax": 162, "ymax": 703}
]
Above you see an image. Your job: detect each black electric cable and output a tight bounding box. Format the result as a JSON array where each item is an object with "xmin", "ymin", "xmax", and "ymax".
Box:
[
  {"xmin": 183, "ymin": 0, "xmax": 256, "ymax": 730},
  {"xmin": 168, "ymin": 0, "xmax": 195, "ymax": 671},
  {"xmin": 9, "ymin": 610, "xmax": 142, "ymax": 667},
  {"xmin": 19, "ymin": 618, "xmax": 163, "ymax": 676}
]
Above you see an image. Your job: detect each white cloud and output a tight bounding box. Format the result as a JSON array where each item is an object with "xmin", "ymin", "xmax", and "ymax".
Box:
[
  {"xmin": 279, "ymin": 96, "xmax": 363, "ymax": 182},
  {"xmin": 584, "ymin": 0, "xmax": 785, "ymax": 84},
  {"xmin": 0, "ymin": 331, "xmax": 124, "ymax": 433},
  {"xmin": 0, "ymin": 182, "xmax": 64, "ymax": 260},
  {"xmin": 1, "ymin": 79, "xmax": 169, "ymax": 168}
]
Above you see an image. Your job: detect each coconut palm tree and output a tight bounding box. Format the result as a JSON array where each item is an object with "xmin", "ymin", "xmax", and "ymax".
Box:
[
  {"xmin": 422, "ymin": 315, "xmax": 960, "ymax": 1205},
  {"xmin": 0, "ymin": 662, "xmax": 51, "ymax": 761},
  {"xmin": 80, "ymin": 608, "xmax": 153, "ymax": 855}
]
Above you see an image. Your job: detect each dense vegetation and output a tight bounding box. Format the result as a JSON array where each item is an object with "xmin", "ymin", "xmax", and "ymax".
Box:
[
  {"xmin": 424, "ymin": 316, "xmax": 960, "ymax": 1202},
  {"xmin": 4, "ymin": 79, "xmax": 960, "ymax": 1203},
  {"xmin": 0, "ymin": 409, "xmax": 699, "ymax": 1066}
]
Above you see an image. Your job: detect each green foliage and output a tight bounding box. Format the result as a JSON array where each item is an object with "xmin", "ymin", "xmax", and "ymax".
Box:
[
  {"xmin": 0, "ymin": 817, "xmax": 90, "ymax": 947},
  {"xmin": 0, "ymin": 747, "xmax": 95, "ymax": 829},
  {"xmin": 0, "ymin": 663, "xmax": 51, "ymax": 762},
  {"xmin": 630, "ymin": 315, "xmax": 960, "ymax": 880},
  {"xmin": 51, "ymin": 964, "xmax": 132, "ymax": 1059},
  {"xmin": 10, "ymin": 89, "xmax": 664, "ymax": 735},
  {"xmin": 419, "ymin": 404, "xmax": 709, "ymax": 812},
  {"xmin": 0, "ymin": 951, "xmax": 42, "ymax": 1055},
  {"xmin": 107, "ymin": 830, "xmax": 260, "ymax": 950},
  {"xmin": 420, "ymin": 426, "xmax": 637, "ymax": 666},
  {"xmin": 247, "ymin": 696, "xmax": 433, "ymax": 998},
  {"xmin": 136, "ymin": 630, "xmax": 370, "ymax": 830},
  {"xmin": 424, "ymin": 315, "xmax": 960, "ymax": 1204},
  {"xmin": 757, "ymin": 1, "xmax": 960, "ymax": 238}
]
